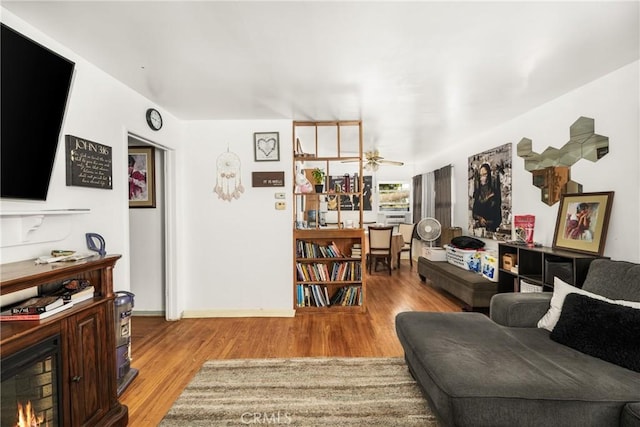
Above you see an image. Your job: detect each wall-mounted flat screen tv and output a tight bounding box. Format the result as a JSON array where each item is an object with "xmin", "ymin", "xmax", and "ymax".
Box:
[{"xmin": 1, "ymin": 23, "xmax": 75, "ymax": 201}]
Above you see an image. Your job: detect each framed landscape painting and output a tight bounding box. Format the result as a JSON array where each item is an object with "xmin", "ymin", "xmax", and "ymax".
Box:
[{"xmin": 552, "ymin": 191, "xmax": 613, "ymax": 255}]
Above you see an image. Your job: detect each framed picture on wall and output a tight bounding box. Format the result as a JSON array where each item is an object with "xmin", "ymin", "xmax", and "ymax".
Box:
[
  {"xmin": 128, "ymin": 146, "xmax": 156, "ymax": 208},
  {"xmin": 254, "ymin": 132, "xmax": 280, "ymax": 162},
  {"xmin": 552, "ymin": 191, "xmax": 614, "ymax": 255}
]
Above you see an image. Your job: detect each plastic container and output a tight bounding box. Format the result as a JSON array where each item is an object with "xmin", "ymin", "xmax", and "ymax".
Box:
[
  {"xmin": 444, "ymin": 245, "xmax": 482, "ymax": 272},
  {"xmin": 481, "ymin": 252, "xmax": 499, "ymax": 282}
]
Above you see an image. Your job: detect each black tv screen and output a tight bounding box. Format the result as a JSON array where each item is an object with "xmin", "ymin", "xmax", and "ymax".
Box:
[{"xmin": 1, "ymin": 23, "xmax": 75, "ymax": 201}]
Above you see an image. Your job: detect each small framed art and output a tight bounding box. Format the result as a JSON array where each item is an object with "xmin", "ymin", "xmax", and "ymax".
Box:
[
  {"xmin": 552, "ymin": 191, "xmax": 614, "ymax": 255},
  {"xmin": 254, "ymin": 132, "xmax": 280, "ymax": 162},
  {"xmin": 128, "ymin": 146, "xmax": 156, "ymax": 208}
]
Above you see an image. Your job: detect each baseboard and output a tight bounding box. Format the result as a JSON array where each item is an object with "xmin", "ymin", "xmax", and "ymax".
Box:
[
  {"xmin": 182, "ymin": 309, "xmax": 296, "ymax": 318},
  {"xmin": 132, "ymin": 310, "xmax": 165, "ymax": 317}
]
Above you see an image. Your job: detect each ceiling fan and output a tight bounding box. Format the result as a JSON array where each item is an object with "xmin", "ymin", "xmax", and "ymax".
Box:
[{"xmin": 342, "ymin": 149, "xmax": 404, "ymax": 171}]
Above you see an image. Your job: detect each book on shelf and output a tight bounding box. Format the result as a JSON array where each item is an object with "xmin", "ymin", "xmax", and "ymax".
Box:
[
  {"xmin": 45, "ymin": 279, "xmax": 95, "ymax": 302},
  {"xmin": 0, "ymin": 301, "xmax": 74, "ymax": 321},
  {"xmin": 296, "ymin": 284, "xmax": 333, "ymax": 307},
  {"xmin": 9, "ymin": 296, "xmax": 64, "ymax": 314},
  {"xmin": 351, "ymin": 246, "xmax": 362, "ymax": 258},
  {"xmin": 328, "ymin": 285, "xmax": 362, "ymax": 306}
]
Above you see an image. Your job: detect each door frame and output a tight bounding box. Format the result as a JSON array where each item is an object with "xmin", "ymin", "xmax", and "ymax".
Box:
[{"xmin": 127, "ymin": 132, "xmax": 179, "ymax": 320}]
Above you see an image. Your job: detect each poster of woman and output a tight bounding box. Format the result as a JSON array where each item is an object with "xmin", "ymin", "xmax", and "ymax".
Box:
[
  {"xmin": 564, "ymin": 201, "xmax": 599, "ymax": 241},
  {"xmin": 468, "ymin": 143, "xmax": 512, "ymax": 240}
]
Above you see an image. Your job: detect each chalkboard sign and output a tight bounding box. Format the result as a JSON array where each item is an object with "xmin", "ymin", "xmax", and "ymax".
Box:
[{"xmin": 65, "ymin": 135, "xmax": 113, "ymax": 189}]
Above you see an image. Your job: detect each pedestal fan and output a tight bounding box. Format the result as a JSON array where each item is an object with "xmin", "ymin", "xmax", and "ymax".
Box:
[{"xmin": 417, "ymin": 217, "xmax": 446, "ymax": 261}]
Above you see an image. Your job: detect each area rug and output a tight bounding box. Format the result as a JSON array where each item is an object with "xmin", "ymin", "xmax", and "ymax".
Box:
[{"xmin": 159, "ymin": 357, "xmax": 438, "ymax": 426}]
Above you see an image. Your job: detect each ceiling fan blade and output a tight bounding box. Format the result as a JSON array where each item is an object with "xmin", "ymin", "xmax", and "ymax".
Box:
[
  {"xmin": 377, "ymin": 159, "xmax": 404, "ymax": 166},
  {"xmin": 340, "ymin": 159, "xmax": 361, "ymax": 163}
]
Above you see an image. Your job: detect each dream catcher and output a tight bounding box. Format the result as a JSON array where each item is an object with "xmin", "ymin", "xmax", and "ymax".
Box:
[{"xmin": 214, "ymin": 149, "xmax": 244, "ymax": 201}]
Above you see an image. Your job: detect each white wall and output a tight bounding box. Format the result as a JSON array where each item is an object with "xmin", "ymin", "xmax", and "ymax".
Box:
[
  {"xmin": 416, "ymin": 61, "xmax": 640, "ymax": 262},
  {"xmin": 0, "ymin": 10, "xmax": 182, "ymax": 294},
  {"xmin": 180, "ymin": 120, "xmax": 293, "ymax": 315}
]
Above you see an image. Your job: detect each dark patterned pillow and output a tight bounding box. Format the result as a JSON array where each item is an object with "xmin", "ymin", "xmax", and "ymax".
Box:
[{"xmin": 550, "ymin": 293, "xmax": 640, "ymax": 373}]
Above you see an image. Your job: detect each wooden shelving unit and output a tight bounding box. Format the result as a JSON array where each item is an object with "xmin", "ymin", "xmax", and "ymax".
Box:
[
  {"xmin": 292, "ymin": 120, "xmax": 366, "ymax": 313},
  {"xmin": 498, "ymin": 242, "xmax": 603, "ymax": 292}
]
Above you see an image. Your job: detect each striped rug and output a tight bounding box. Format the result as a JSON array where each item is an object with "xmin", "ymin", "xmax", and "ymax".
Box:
[{"xmin": 160, "ymin": 357, "xmax": 438, "ymax": 426}]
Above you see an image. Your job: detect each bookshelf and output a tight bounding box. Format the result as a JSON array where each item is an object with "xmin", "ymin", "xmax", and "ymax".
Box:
[{"xmin": 292, "ymin": 120, "xmax": 366, "ymax": 313}]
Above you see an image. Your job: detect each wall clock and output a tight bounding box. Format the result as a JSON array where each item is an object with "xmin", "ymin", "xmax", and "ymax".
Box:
[{"xmin": 145, "ymin": 108, "xmax": 162, "ymax": 131}]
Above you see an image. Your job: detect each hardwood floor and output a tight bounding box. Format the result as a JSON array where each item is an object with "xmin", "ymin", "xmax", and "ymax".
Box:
[{"xmin": 119, "ymin": 262, "xmax": 463, "ymax": 426}]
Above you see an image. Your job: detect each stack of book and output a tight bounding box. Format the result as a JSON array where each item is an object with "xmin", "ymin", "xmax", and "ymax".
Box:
[
  {"xmin": 0, "ymin": 279, "xmax": 95, "ymax": 321},
  {"xmin": 47, "ymin": 279, "xmax": 95, "ymax": 304},
  {"xmin": 351, "ymin": 243, "xmax": 362, "ymax": 259},
  {"xmin": 0, "ymin": 296, "xmax": 72, "ymax": 321}
]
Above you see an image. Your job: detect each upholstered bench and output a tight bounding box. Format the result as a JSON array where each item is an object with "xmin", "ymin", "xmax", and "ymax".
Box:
[{"xmin": 418, "ymin": 256, "xmax": 498, "ymax": 310}]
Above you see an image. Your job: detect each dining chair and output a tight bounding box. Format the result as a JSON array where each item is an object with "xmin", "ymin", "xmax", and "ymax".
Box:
[
  {"xmin": 367, "ymin": 226, "xmax": 394, "ymax": 275},
  {"xmin": 398, "ymin": 222, "xmax": 418, "ymax": 268}
]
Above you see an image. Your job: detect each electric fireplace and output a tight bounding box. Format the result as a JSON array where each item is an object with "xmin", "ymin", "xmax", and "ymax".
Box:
[
  {"xmin": 0, "ymin": 255, "xmax": 128, "ymax": 426},
  {"xmin": 1, "ymin": 335, "xmax": 63, "ymax": 427}
]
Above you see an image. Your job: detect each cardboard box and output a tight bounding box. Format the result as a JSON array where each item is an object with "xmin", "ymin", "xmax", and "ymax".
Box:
[
  {"xmin": 441, "ymin": 227, "xmax": 463, "ymax": 246},
  {"xmin": 502, "ymin": 253, "xmax": 517, "ymax": 270}
]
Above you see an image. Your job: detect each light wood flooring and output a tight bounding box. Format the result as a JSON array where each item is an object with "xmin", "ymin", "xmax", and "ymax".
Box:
[{"xmin": 119, "ymin": 262, "xmax": 463, "ymax": 426}]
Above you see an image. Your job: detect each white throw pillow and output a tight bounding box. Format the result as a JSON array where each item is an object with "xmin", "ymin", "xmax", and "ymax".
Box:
[{"xmin": 537, "ymin": 277, "xmax": 640, "ymax": 331}]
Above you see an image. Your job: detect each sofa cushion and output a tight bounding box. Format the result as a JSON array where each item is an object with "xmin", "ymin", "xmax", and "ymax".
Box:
[
  {"xmin": 396, "ymin": 311, "xmax": 640, "ymax": 426},
  {"xmin": 537, "ymin": 277, "xmax": 640, "ymax": 331},
  {"xmin": 582, "ymin": 259, "xmax": 640, "ymax": 301},
  {"xmin": 551, "ymin": 293, "xmax": 640, "ymax": 373}
]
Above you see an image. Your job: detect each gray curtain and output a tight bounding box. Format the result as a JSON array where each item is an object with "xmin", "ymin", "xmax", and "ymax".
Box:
[
  {"xmin": 434, "ymin": 165, "xmax": 452, "ymax": 244},
  {"xmin": 413, "ymin": 166, "xmax": 452, "ymax": 244},
  {"xmin": 412, "ymin": 174, "xmax": 422, "ymax": 223},
  {"xmin": 434, "ymin": 165, "xmax": 452, "ymax": 228}
]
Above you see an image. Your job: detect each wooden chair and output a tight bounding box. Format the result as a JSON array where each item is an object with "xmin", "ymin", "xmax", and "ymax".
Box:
[
  {"xmin": 398, "ymin": 222, "xmax": 418, "ymax": 268},
  {"xmin": 367, "ymin": 226, "xmax": 394, "ymax": 275}
]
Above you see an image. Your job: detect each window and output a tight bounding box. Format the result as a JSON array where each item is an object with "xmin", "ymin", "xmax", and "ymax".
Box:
[{"xmin": 378, "ymin": 182, "xmax": 410, "ymax": 212}]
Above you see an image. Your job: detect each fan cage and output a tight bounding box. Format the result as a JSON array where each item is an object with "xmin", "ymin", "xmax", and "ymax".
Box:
[{"xmin": 417, "ymin": 218, "xmax": 442, "ymax": 243}]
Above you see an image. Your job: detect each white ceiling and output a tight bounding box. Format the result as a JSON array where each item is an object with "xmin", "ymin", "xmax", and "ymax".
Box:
[{"xmin": 3, "ymin": 1, "xmax": 639, "ymax": 164}]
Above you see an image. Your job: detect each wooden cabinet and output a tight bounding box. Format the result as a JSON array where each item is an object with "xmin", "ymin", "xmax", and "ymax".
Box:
[
  {"xmin": 1, "ymin": 255, "xmax": 127, "ymax": 427},
  {"xmin": 293, "ymin": 120, "xmax": 366, "ymax": 313},
  {"xmin": 498, "ymin": 243, "xmax": 602, "ymax": 292},
  {"xmin": 66, "ymin": 306, "xmax": 111, "ymax": 426}
]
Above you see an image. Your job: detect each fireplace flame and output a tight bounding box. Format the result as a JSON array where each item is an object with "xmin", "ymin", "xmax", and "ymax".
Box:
[{"xmin": 16, "ymin": 401, "xmax": 47, "ymax": 427}]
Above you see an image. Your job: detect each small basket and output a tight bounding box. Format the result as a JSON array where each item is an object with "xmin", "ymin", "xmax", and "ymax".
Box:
[{"xmin": 520, "ymin": 280, "xmax": 543, "ymax": 293}]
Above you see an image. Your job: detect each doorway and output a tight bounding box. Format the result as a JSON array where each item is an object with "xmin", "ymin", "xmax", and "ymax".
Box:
[{"xmin": 127, "ymin": 133, "xmax": 175, "ymax": 319}]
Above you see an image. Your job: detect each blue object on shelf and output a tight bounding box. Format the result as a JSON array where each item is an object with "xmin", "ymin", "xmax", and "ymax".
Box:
[{"xmin": 86, "ymin": 233, "xmax": 106, "ymax": 256}]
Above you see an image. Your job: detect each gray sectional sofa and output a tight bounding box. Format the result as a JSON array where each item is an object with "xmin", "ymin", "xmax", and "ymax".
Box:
[{"xmin": 396, "ymin": 259, "xmax": 640, "ymax": 426}]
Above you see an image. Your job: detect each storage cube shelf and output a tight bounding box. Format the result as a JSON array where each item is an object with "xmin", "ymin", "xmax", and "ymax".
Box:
[{"xmin": 497, "ymin": 242, "xmax": 604, "ymax": 292}]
